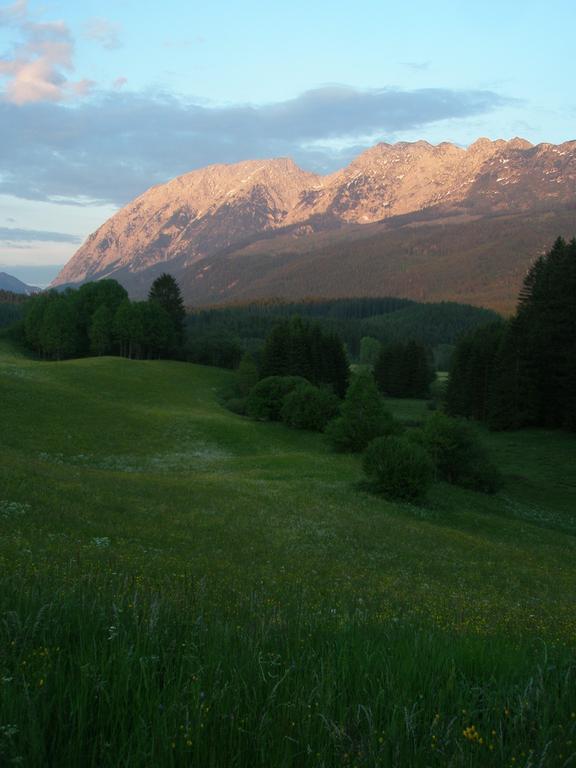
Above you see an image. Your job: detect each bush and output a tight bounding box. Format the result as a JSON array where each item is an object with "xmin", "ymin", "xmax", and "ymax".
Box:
[
  {"xmin": 280, "ymin": 384, "xmax": 340, "ymax": 431},
  {"xmin": 245, "ymin": 376, "xmax": 309, "ymax": 421},
  {"xmin": 412, "ymin": 412, "xmax": 501, "ymax": 493},
  {"xmin": 325, "ymin": 373, "xmax": 399, "ymax": 452},
  {"xmin": 363, "ymin": 436, "xmax": 435, "ymax": 502}
]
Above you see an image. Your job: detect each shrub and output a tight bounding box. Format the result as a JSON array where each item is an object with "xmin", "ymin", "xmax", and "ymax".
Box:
[
  {"xmin": 412, "ymin": 412, "xmax": 501, "ymax": 493},
  {"xmin": 325, "ymin": 373, "xmax": 399, "ymax": 452},
  {"xmin": 280, "ymin": 384, "xmax": 340, "ymax": 431},
  {"xmin": 245, "ymin": 376, "xmax": 309, "ymax": 421},
  {"xmin": 363, "ymin": 436, "xmax": 435, "ymax": 502}
]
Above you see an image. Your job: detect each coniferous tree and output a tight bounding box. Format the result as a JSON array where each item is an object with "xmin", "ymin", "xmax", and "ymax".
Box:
[
  {"xmin": 448, "ymin": 237, "xmax": 576, "ymax": 431},
  {"xmin": 445, "ymin": 321, "xmax": 505, "ymax": 421},
  {"xmin": 148, "ymin": 273, "xmax": 186, "ymax": 347},
  {"xmin": 374, "ymin": 341, "xmax": 433, "ymax": 398},
  {"xmin": 259, "ymin": 317, "xmax": 349, "ymax": 395}
]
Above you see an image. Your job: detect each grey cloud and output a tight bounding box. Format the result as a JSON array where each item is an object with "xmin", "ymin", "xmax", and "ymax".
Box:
[
  {"xmin": 0, "ymin": 227, "xmax": 81, "ymax": 243},
  {"xmin": 0, "ymin": 0, "xmax": 27, "ymax": 25},
  {"xmin": 0, "ymin": 85, "xmax": 515, "ymax": 205}
]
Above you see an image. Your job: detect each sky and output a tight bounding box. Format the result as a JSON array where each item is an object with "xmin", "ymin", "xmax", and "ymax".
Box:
[{"xmin": 0, "ymin": 0, "xmax": 574, "ymax": 284}]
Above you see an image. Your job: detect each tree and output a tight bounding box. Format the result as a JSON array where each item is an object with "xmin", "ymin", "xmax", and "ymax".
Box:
[
  {"xmin": 259, "ymin": 317, "xmax": 349, "ymax": 396},
  {"xmin": 141, "ymin": 301, "xmax": 176, "ymax": 358},
  {"xmin": 38, "ymin": 294, "xmax": 80, "ymax": 360},
  {"xmin": 374, "ymin": 341, "xmax": 434, "ymax": 398},
  {"xmin": 325, "ymin": 373, "xmax": 399, "ymax": 452},
  {"xmin": 445, "ymin": 321, "xmax": 505, "ymax": 422},
  {"xmin": 89, "ymin": 305, "xmax": 115, "ymax": 356},
  {"xmin": 447, "ymin": 237, "xmax": 576, "ymax": 432},
  {"xmin": 74, "ymin": 280, "xmax": 128, "ymax": 355},
  {"xmin": 23, "ymin": 291, "xmax": 53, "ymax": 353},
  {"xmin": 148, "ymin": 274, "xmax": 186, "ymax": 347}
]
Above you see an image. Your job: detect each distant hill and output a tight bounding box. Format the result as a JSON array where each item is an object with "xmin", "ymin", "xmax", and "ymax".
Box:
[
  {"xmin": 52, "ymin": 138, "xmax": 576, "ymax": 313},
  {"xmin": 0, "ymin": 272, "xmax": 39, "ymax": 295}
]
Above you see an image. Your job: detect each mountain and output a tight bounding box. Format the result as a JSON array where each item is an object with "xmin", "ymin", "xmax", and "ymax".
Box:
[
  {"xmin": 52, "ymin": 138, "xmax": 576, "ymax": 312},
  {"xmin": 0, "ymin": 272, "xmax": 39, "ymax": 295}
]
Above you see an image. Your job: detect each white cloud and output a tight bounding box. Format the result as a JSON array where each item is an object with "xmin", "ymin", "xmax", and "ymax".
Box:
[{"xmin": 0, "ymin": 6, "xmax": 94, "ymax": 104}]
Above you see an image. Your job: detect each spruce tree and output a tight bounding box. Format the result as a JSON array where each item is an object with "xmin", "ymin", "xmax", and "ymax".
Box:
[{"xmin": 148, "ymin": 273, "xmax": 186, "ymax": 347}]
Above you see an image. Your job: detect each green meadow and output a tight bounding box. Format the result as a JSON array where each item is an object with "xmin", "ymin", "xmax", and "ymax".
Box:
[{"xmin": 1, "ymin": 337, "xmax": 576, "ymax": 767}]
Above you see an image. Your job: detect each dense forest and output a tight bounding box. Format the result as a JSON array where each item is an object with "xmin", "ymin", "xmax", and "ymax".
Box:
[
  {"xmin": 447, "ymin": 237, "xmax": 576, "ymax": 431},
  {"xmin": 5, "ymin": 283, "xmax": 500, "ymax": 376},
  {"xmin": 185, "ymin": 297, "xmax": 498, "ymax": 367},
  {"xmin": 13, "ymin": 275, "xmax": 185, "ymax": 361}
]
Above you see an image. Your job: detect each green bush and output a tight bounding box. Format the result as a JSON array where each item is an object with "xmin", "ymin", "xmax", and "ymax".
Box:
[
  {"xmin": 325, "ymin": 373, "xmax": 399, "ymax": 452},
  {"xmin": 245, "ymin": 376, "xmax": 309, "ymax": 421},
  {"xmin": 280, "ymin": 384, "xmax": 340, "ymax": 431},
  {"xmin": 363, "ymin": 436, "xmax": 435, "ymax": 502},
  {"xmin": 412, "ymin": 412, "xmax": 501, "ymax": 493}
]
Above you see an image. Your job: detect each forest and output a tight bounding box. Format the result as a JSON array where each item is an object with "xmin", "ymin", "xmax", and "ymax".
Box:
[{"xmin": 447, "ymin": 237, "xmax": 576, "ymax": 431}]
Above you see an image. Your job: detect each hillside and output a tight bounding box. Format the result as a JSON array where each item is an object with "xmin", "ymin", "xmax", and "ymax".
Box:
[
  {"xmin": 52, "ymin": 138, "xmax": 576, "ymax": 313},
  {"xmin": 1, "ymin": 338, "xmax": 576, "ymax": 765}
]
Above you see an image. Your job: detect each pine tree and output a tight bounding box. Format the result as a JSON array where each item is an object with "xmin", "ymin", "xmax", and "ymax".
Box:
[{"xmin": 148, "ymin": 273, "xmax": 186, "ymax": 347}]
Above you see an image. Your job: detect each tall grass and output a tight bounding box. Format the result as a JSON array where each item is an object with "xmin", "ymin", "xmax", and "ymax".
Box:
[{"xmin": 2, "ymin": 571, "xmax": 576, "ymax": 767}]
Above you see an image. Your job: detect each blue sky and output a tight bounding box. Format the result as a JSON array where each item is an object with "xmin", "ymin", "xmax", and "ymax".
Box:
[{"xmin": 0, "ymin": 0, "xmax": 574, "ymax": 280}]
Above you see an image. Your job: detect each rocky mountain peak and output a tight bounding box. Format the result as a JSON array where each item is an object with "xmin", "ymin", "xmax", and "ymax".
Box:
[{"xmin": 53, "ymin": 137, "xmax": 576, "ymax": 294}]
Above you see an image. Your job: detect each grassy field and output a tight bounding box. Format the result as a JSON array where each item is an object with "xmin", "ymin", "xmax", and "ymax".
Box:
[{"xmin": 1, "ymin": 337, "xmax": 576, "ymax": 766}]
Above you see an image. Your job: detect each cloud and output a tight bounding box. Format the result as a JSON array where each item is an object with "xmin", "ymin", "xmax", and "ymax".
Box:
[
  {"xmin": 0, "ymin": 226, "xmax": 81, "ymax": 243},
  {"xmin": 0, "ymin": 5, "xmax": 93, "ymax": 104},
  {"xmin": 0, "ymin": 0, "xmax": 27, "ymax": 25},
  {"xmin": 83, "ymin": 18, "xmax": 122, "ymax": 50},
  {"xmin": 112, "ymin": 76, "xmax": 128, "ymax": 89},
  {"xmin": 0, "ymin": 84, "xmax": 515, "ymax": 205}
]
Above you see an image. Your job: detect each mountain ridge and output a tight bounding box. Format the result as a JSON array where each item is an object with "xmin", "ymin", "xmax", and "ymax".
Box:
[
  {"xmin": 52, "ymin": 138, "xmax": 576, "ymax": 312},
  {"xmin": 0, "ymin": 272, "xmax": 40, "ymax": 295}
]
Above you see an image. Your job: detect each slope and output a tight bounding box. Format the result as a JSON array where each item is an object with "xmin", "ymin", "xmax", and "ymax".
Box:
[{"xmin": 1, "ymin": 339, "xmax": 576, "ymax": 765}]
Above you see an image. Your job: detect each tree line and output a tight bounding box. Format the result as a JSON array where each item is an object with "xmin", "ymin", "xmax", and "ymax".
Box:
[
  {"xmin": 447, "ymin": 237, "xmax": 576, "ymax": 431},
  {"xmin": 185, "ymin": 297, "xmax": 498, "ymax": 368},
  {"xmin": 18, "ymin": 274, "xmax": 185, "ymax": 361}
]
